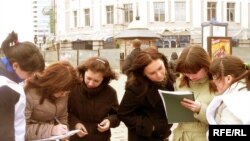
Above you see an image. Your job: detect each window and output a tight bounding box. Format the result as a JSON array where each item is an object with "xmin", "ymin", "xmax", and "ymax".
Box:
[
  {"xmin": 227, "ymin": 3, "xmax": 235, "ymax": 22},
  {"xmin": 124, "ymin": 4, "xmax": 133, "ymax": 23},
  {"xmin": 154, "ymin": 2, "xmax": 165, "ymax": 22},
  {"xmin": 84, "ymin": 9, "xmax": 90, "ymax": 26},
  {"xmin": 73, "ymin": 11, "xmax": 77, "ymax": 27},
  {"xmin": 106, "ymin": 6, "xmax": 114, "ymax": 24},
  {"xmin": 207, "ymin": 2, "xmax": 216, "ymax": 21},
  {"xmin": 175, "ymin": 1, "xmax": 186, "ymax": 21}
]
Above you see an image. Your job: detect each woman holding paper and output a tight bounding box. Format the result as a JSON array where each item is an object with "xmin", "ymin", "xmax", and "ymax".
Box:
[
  {"xmin": 68, "ymin": 57, "xmax": 120, "ymax": 141},
  {"xmin": 207, "ymin": 56, "xmax": 250, "ymax": 124},
  {"xmin": 24, "ymin": 61, "xmax": 78, "ymax": 140},
  {"xmin": 172, "ymin": 45, "xmax": 217, "ymax": 141},
  {"xmin": 118, "ymin": 48, "xmax": 175, "ymax": 141}
]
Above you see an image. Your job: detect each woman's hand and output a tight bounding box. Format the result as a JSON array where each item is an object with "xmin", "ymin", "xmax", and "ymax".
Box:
[
  {"xmin": 181, "ymin": 98, "xmax": 201, "ymax": 113},
  {"xmin": 97, "ymin": 119, "xmax": 110, "ymax": 132},
  {"xmin": 52, "ymin": 124, "xmax": 68, "ymax": 135},
  {"xmin": 75, "ymin": 123, "xmax": 88, "ymax": 137}
]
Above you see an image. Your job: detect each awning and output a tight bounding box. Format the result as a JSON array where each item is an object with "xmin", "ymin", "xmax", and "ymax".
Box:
[
  {"xmin": 115, "ymin": 28, "xmax": 161, "ymax": 40},
  {"xmin": 58, "ymin": 31, "xmax": 115, "ymax": 41},
  {"xmin": 115, "ymin": 16, "xmax": 161, "ymax": 40}
]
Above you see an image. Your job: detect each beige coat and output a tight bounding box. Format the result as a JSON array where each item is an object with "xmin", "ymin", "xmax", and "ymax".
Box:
[
  {"xmin": 25, "ymin": 89, "xmax": 68, "ymax": 140},
  {"xmin": 172, "ymin": 76, "xmax": 215, "ymax": 141}
]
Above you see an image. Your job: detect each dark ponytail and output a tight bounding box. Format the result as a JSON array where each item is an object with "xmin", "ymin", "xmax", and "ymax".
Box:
[
  {"xmin": 1, "ymin": 31, "xmax": 45, "ymax": 72},
  {"xmin": 1, "ymin": 31, "xmax": 19, "ymax": 57}
]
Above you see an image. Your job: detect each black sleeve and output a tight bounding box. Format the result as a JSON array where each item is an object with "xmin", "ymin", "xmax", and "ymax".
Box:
[
  {"xmin": 122, "ymin": 54, "xmax": 133, "ymax": 74},
  {"xmin": 106, "ymin": 89, "xmax": 120, "ymax": 128},
  {"xmin": 0, "ymin": 86, "xmax": 20, "ymax": 141},
  {"xmin": 117, "ymin": 88, "xmax": 154, "ymax": 138}
]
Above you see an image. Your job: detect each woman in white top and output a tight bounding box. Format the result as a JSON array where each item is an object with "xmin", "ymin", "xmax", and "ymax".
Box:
[
  {"xmin": 0, "ymin": 31, "xmax": 45, "ymax": 141},
  {"xmin": 207, "ymin": 56, "xmax": 250, "ymax": 124}
]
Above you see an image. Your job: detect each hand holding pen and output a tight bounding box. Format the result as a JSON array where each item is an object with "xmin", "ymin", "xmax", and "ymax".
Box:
[{"xmin": 52, "ymin": 117, "xmax": 69, "ymax": 136}]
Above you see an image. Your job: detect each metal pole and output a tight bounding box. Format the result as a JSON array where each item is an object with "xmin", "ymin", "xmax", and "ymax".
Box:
[
  {"xmin": 53, "ymin": 0, "xmax": 57, "ymax": 51},
  {"xmin": 77, "ymin": 49, "xmax": 79, "ymax": 65},
  {"xmin": 53, "ymin": 0, "xmax": 56, "ymax": 36}
]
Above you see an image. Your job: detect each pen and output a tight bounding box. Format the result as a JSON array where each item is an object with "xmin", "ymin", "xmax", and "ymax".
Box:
[{"xmin": 54, "ymin": 117, "xmax": 62, "ymax": 124}]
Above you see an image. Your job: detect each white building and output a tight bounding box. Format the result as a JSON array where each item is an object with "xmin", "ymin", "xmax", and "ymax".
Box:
[
  {"xmin": 32, "ymin": 0, "xmax": 52, "ymax": 44},
  {"xmin": 54, "ymin": 0, "xmax": 250, "ymax": 49}
]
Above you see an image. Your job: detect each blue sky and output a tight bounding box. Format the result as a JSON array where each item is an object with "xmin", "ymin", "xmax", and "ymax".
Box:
[{"xmin": 0, "ymin": 0, "xmax": 33, "ymax": 43}]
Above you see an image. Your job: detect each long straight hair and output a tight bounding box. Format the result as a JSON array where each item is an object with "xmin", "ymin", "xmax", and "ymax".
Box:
[
  {"xmin": 176, "ymin": 45, "xmax": 217, "ymax": 92},
  {"xmin": 210, "ymin": 55, "xmax": 250, "ymax": 90},
  {"xmin": 126, "ymin": 48, "xmax": 175, "ymax": 96}
]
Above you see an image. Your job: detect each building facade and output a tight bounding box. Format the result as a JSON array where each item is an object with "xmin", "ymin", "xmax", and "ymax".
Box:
[
  {"xmin": 32, "ymin": 0, "xmax": 52, "ymax": 45},
  {"xmin": 54, "ymin": 0, "xmax": 250, "ymax": 49}
]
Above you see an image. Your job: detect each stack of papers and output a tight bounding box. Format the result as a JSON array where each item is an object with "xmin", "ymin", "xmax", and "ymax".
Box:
[
  {"xmin": 32, "ymin": 129, "xmax": 80, "ymax": 141},
  {"xmin": 158, "ymin": 90, "xmax": 196, "ymax": 123}
]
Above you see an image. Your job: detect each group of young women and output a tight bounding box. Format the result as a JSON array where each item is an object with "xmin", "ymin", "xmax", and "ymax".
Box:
[
  {"xmin": 1, "ymin": 31, "xmax": 249, "ymax": 141},
  {"xmin": 0, "ymin": 31, "xmax": 120, "ymax": 141}
]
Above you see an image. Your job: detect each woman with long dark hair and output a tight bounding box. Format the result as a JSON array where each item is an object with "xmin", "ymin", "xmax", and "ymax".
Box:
[{"xmin": 118, "ymin": 48, "xmax": 175, "ymax": 141}]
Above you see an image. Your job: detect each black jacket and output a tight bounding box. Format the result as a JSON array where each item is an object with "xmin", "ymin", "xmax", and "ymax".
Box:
[
  {"xmin": 122, "ymin": 48, "xmax": 141, "ymax": 75},
  {"xmin": 68, "ymin": 82, "xmax": 120, "ymax": 141},
  {"xmin": 118, "ymin": 82, "xmax": 174, "ymax": 141}
]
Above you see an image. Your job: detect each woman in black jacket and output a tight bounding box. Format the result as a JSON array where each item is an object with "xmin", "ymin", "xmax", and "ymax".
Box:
[
  {"xmin": 68, "ymin": 57, "xmax": 120, "ymax": 141},
  {"xmin": 118, "ymin": 48, "xmax": 175, "ymax": 141}
]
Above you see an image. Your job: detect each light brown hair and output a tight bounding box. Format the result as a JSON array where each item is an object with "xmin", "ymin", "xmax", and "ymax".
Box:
[
  {"xmin": 132, "ymin": 39, "xmax": 142, "ymax": 48},
  {"xmin": 25, "ymin": 61, "xmax": 78, "ymax": 104},
  {"xmin": 210, "ymin": 55, "xmax": 250, "ymax": 90},
  {"xmin": 176, "ymin": 45, "xmax": 217, "ymax": 92}
]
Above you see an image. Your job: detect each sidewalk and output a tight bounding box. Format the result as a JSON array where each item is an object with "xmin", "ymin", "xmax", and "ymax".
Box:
[
  {"xmin": 111, "ymin": 122, "xmax": 128, "ymax": 141},
  {"xmin": 111, "ymin": 122, "xmax": 176, "ymax": 141},
  {"xmin": 110, "ymin": 74, "xmax": 127, "ymax": 141}
]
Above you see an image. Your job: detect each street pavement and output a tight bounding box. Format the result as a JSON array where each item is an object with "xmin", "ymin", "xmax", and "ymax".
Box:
[
  {"xmin": 109, "ymin": 73, "xmax": 128, "ymax": 141},
  {"xmin": 109, "ymin": 73, "xmax": 176, "ymax": 141}
]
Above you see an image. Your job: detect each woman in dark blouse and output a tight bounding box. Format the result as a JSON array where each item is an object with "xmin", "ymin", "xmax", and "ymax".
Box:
[
  {"xmin": 118, "ymin": 48, "xmax": 175, "ymax": 141},
  {"xmin": 68, "ymin": 57, "xmax": 120, "ymax": 141}
]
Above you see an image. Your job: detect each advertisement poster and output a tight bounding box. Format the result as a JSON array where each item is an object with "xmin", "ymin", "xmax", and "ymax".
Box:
[{"xmin": 207, "ymin": 37, "xmax": 232, "ymax": 60}]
